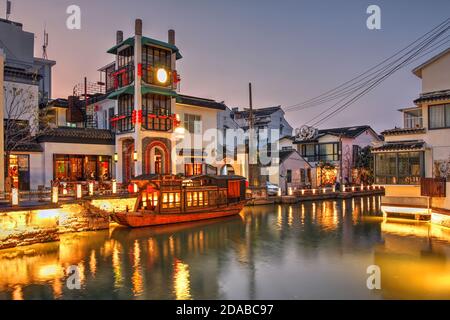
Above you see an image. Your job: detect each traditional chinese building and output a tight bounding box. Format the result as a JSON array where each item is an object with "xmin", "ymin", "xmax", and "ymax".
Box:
[
  {"xmin": 374, "ymin": 48, "xmax": 450, "ymax": 219},
  {"xmin": 291, "ymin": 126, "xmax": 381, "ymax": 187}
]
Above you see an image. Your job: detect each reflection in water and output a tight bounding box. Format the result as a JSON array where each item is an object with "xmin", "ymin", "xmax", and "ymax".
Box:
[
  {"xmin": 0, "ymin": 196, "xmax": 449, "ymax": 300},
  {"xmin": 173, "ymin": 259, "xmax": 192, "ymax": 300}
]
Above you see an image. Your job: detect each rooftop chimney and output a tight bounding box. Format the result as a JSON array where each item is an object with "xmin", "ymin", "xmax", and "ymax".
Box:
[
  {"xmin": 168, "ymin": 29, "xmax": 175, "ymax": 45},
  {"xmin": 135, "ymin": 19, "xmax": 142, "ymax": 36},
  {"xmin": 116, "ymin": 31, "xmax": 123, "ymax": 44}
]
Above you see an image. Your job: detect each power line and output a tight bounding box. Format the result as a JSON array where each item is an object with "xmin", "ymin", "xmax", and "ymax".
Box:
[
  {"xmin": 309, "ymin": 26, "xmax": 449, "ymax": 127},
  {"xmin": 284, "ymin": 18, "xmax": 450, "ymax": 113}
]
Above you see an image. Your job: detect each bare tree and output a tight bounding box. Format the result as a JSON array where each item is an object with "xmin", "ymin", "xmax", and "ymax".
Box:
[{"xmin": 3, "ymin": 84, "xmax": 53, "ymax": 185}]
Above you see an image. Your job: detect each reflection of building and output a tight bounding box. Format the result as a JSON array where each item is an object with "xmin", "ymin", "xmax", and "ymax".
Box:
[
  {"xmin": 374, "ymin": 48, "xmax": 450, "ymax": 216},
  {"xmin": 375, "ymin": 220, "xmax": 450, "ymax": 299},
  {"xmin": 291, "ymin": 126, "xmax": 380, "ymax": 187}
]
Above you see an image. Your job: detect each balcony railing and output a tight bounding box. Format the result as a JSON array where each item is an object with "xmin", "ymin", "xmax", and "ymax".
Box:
[
  {"xmin": 111, "ymin": 114, "xmax": 134, "ymax": 134},
  {"xmin": 112, "ymin": 64, "xmax": 135, "ymax": 89},
  {"xmin": 111, "ymin": 112, "xmax": 180, "ymax": 134},
  {"xmin": 404, "ymin": 116, "xmax": 423, "ymax": 129}
]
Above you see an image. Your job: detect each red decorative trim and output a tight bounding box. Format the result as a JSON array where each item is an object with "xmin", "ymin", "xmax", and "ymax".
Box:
[{"xmin": 145, "ymin": 141, "xmax": 171, "ymax": 174}]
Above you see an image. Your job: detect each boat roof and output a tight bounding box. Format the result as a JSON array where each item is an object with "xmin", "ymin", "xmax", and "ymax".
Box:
[{"xmin": 190, "ymin": 174, "xmax": 247, "ymax": 181}]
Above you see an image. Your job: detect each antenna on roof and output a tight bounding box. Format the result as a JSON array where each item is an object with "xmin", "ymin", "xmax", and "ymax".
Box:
[
  {"xmin": 42, "ymin": 26, "xmax": 49, "ymax": 59},
  {"xmin": 6, "ymin": 0, "xmax": 12, "ymax": 20}
]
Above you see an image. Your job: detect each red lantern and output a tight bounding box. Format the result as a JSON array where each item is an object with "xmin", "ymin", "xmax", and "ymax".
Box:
[{"xmin": 138, "ymin": 63, "xmax": 143, "ymax": 77}]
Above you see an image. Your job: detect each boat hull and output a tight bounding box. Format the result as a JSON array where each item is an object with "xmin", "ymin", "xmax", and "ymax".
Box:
[{"xmin": 112, "ymin": 202, "xmax": 245, "ymax": 228}]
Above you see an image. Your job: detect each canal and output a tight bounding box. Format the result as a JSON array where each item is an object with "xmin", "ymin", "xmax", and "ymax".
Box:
[{"xmin": 1, "ymin": 196, "xmax": 450, "ymax": 300}]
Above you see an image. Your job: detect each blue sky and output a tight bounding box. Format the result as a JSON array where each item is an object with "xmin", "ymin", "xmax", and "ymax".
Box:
[{"xmin": 3, "ymin": 0, "xmax": 450, "ymax": 131}]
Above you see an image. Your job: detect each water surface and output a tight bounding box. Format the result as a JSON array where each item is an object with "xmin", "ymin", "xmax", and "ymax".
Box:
[{"xmin": 1, "ymin": 196, "xmax": 450, "ymax": 300}]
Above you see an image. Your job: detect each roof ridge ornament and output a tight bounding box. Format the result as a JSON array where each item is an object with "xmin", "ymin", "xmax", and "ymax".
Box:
[{"xmin": 295, "ymin": 125, "xmax": 318, "ymax": 141}]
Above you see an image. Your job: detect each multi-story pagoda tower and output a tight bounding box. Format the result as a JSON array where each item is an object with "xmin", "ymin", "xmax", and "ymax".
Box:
[{"xmin": 107, "ymin": 19, "xmax": 182, "ymax": 183}]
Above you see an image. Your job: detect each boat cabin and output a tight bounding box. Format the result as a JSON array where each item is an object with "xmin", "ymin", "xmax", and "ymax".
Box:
[{"xmin": 130, "ymin": 174, "xmax": 247, "ymax": 213}]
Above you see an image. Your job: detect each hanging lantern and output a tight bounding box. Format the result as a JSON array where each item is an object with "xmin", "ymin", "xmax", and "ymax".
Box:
[
  {"xmin": 288, "ymin": 187, "xmax": 293, "ymax": 196},
  {"xmin": 133, "ymin": 151, "xmax": 138, "ymax": 162},
  {"xmin": 133, "ymin": 183, "xmax": 138, "ymax": 193},
  {"xmin": 114, "ymin": 153, "xmax": 119, "ymax": 163}
]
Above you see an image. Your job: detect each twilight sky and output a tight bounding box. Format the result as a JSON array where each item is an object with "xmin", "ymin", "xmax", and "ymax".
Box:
[{"xmin": 3, "ymin": 0, "xmax": 450, "ymax": 132}]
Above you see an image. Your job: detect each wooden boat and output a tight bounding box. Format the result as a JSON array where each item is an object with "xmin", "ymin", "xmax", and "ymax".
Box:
[{"xmin": 111, "ymin": 174, "xmax": 248, "ymax": 228}]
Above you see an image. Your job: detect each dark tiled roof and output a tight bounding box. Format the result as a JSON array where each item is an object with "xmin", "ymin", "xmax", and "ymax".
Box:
[
  {"xmin": 381, "ymin": 127, "xmax": 426, "ymax": 136},
  {"xmin": 48, "ymin": 98, "xmax": 69, "ymax": 109},
  {"xmin": 38, "ymin": 127, "xmax": 115, "ymax": 145},
  {"xmin": 10, "ymin": 142, "xmax": 43, "ymax": 153},
  {"xmin": 414, "ymin": 89, "xmax": 450, "ymax": 104},
  {"xmin": 233, "ymin": 106, "xmax": 282, "ymax": 118},
  {"xmin": 279, "ymin": 150, "xmax": 296, "ymax": 162},
  {"xmin": 190, "ymin": 174, "xmax": 246, "ymax": 181},
  {"xmin": 318, "ymin": 125, "xmax": 372, "ymax": 138},
  {"xmin": 371, "ymin": 140, "xmax": 425, "ymax": 153},
  {"xmin": 176, "ymin": 95, "xmax": 227, "ymax": 110},
  {"xmin": 294, "ymin": 125, "xmax": 376, "ymax": 143}
]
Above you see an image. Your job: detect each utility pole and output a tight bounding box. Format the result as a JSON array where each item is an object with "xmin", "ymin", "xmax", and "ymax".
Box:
[
  {"xmin": 6, "ymin": 1, "xmax": 11, "ymax": 20},
  {"xmin": 248, "ymin": 83, "xmax": 254, "ymax": 187}
]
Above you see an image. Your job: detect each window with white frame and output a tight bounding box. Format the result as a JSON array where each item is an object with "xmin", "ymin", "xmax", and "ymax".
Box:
[{"xmin": 183, "ymin": 114, "xmax": 202, "ymax": 134}]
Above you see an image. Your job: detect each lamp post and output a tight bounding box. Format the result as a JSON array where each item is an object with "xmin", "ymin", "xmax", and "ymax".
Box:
[{"xmin": 11, "ymin": 188, "xmax": 19, "ymax": 206}]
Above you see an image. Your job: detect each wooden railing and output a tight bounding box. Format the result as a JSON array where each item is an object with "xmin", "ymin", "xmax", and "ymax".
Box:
[{"xmin": 421, "ymin": 178, "xmax": 446, "ymax": 197}]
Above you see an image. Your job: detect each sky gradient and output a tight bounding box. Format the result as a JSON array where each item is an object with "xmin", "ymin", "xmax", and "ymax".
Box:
[{"xmin": 2, "ymin": 0, "xmax": 450, "ymax": 132}]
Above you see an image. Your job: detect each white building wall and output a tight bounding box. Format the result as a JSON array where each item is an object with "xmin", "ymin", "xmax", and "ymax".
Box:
[
  {"xmin": 420, "ymin": 51, "xmax": 450, "ymax": 93},
  {"xmin": 30, "ymin": 152, "xmax": 44, "ymax": 189}
]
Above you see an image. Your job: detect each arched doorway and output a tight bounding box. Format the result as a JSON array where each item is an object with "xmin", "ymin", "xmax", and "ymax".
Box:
[
  {"xmin": 122, "ymin": 139, "xmax": 135, "ymax": 183},
  {"xmin": 145, "ymin": 141, "xmax": 170, "ymax": 175}
]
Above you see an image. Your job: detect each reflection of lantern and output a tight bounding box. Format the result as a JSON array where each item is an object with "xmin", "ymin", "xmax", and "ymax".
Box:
[
  {"xmin": 52, "ymin": 187, "xmax": 59, "ymax": 204},
  {"xmin": 112, "ymin": 180, "xmax": 117, "ymax": 194},
  {"xmin": 89, "ymin": 182, "xmax": 94, "ymax": 196},
  {"xmin": 76, "ymin": 184, "xmax": 82, "ymax": 199},
  {"xmin": 11, "ymin": 188, "xmax": 19, "ymax": 206}
]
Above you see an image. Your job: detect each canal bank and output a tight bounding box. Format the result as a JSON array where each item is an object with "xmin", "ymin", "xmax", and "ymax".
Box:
[{"xmin": 0, "ymin": 196, "xmax": 137, "ymax": 250}]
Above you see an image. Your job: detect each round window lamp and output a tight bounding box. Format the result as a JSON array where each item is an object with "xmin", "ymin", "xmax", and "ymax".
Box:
[{"xmin": 156, "ymin": 68, "xmax": 168, "ymax": 84}]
